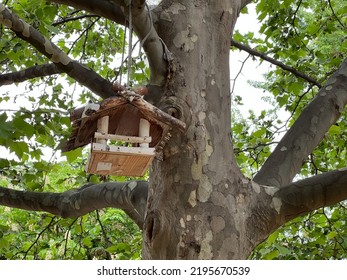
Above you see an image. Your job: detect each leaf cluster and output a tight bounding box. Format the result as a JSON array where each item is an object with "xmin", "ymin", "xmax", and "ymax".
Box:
[{"xmin": 251, "ymin": 203, "xmax": 347, "ymax": 259}]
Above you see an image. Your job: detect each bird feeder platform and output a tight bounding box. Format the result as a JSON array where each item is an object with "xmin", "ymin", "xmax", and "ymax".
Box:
[{"xmin": 62, "ymin": 93, "xmax": 186, "ymax": 177}]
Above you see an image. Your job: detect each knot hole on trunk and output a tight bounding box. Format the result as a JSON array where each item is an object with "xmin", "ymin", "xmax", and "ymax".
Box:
[
  {"xmin": 159, "ymin": 96, "xmax": 191, "ymax": 126},
  {"xmin": 145, "ymin": 210, "xmax": 161, "ymax": 243},
  {"xmin": 167, "ymin": 107, "xmax": 180, "ymax": 119}
]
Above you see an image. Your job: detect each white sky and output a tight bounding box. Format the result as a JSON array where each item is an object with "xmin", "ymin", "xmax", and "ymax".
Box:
[{"xmin": 231, "ymin": 4, "xmax": 273, "ymax": 115}]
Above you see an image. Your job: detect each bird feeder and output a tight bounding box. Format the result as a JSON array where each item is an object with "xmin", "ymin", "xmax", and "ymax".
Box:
[{"xmin": 62, "ymin": 92, "xmax": 186, "ymax": 177}]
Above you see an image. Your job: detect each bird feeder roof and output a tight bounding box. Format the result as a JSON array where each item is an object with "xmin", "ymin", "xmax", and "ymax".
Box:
[{"xmin": 61, "ymin": 94, "xmax": 186, "ymax": 153}]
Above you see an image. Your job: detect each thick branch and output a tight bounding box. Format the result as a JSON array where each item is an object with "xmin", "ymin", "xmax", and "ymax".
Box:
[
  {"xmin": 49, "ymin": 0, "xmax": 126, "ymax": 25},
  {"xmin": 0, "ymin": 181, "xmax": 148, "ymax": 228},
  {"xmin": 0, "ymin": 63, "xmax": 62, "ymax": 86},
  {"xmin": 49, "ymin": 0, "xmax": 168, "ymax": 89},
  {"xmin": 130, "ymin": 1, "xmax": 168, "ymax": 87},
  {"xmin": 0, "ymin": 4, "xmax": 114, "ymax": 99},
  {"xmin": 254, "ymin": 58, "xmax": 347, "ymax": 187},
  {"xmin": 231, "ymin": 39, "xmax": 322, "ymax": 88},
  {"xmin": 275, "ymin": 169, "xmax": 347, "ymax": 224}
]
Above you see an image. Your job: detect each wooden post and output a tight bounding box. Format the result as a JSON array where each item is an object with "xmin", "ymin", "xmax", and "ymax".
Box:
[
  {"xmin": 139, "ymin": 118, "xmax": 150, "ymax": 148},
  {"xmin": 96, "ymin": 116, "xmax": 109, "ymax": 145}
]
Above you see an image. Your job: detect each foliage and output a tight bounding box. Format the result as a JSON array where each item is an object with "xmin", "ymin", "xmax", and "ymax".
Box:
[
  {"xmin": 232, "ymin": 0, "xmax": 347, "ymax": 259},
  {"xmin": 0, "ymin": 162, "xmax": 142, "ymax": 260},
  {"xmin": 250, "ymin": 203, "xmax": 347, "ymax": 260}
]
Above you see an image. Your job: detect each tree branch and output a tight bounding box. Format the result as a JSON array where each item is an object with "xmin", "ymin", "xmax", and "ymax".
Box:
[
  {"xmin": 0, "ymin": 181, "xmax": 148, "ymax": 228},
  {"xmin": 52, "ymin": 14, "xmax": 100, "ymax": 27},
  {"xmin": 0, "ymin": 4, "xmax": 114, "ymax": 99},
  {"xmin": 50, "ymin": 0, "xmax": 168, "ymax": 88},
  {"xmin": 231, "ymin": 39, "xmax": 322, "ymax": 88},
  {"xmin": 275, "ymin": 168, "xmax": 347, "ymax": 224},
  {"xmin": 0, "ymin": 63, "xmax": 62, "ymax": 86},
  {"xmin": 328, "ymin": 0, "xmax": 346, "ymax": 29},
  {"xmin": 49, "ymin": 0, "xmax": 168, "ymax": 103},
  {"xmin": 49, "ymin": 0, "xmax": 126, "ymax": 25},
  {"xmin": 129, "ymin": 0, "xmax": 168, "ymax": 87},
  {"xmin": 254, "ymin": 58, "xmax": 347, "ymax": 187}
]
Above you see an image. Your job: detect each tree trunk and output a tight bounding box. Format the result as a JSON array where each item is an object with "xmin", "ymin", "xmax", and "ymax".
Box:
[{"xmin": 143, "ymin": 1, "xmax": 253, "ymax": 259}]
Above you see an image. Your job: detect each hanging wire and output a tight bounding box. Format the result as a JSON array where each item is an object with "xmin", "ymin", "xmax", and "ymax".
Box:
[
  {"xmin": 119, "ymin": 25, "xmax": 127, "ymax": 85},
  {"xmin": 116, "ymin": 2, "xmax": 169, "ymax": 87},
  {"xmin": 127, "ymin": 1, "xmax": 133, "ymax": 87}
]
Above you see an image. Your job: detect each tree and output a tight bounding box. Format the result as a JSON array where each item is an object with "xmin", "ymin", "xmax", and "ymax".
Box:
[{"xmin": 1, "ymin": 0, "xmax": 347, "ymax": 259}]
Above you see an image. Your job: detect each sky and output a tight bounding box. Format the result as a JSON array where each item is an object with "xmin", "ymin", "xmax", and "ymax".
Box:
[{"xmin": 230, "ymin": 4, "xmax": 274, "ymax": 115}]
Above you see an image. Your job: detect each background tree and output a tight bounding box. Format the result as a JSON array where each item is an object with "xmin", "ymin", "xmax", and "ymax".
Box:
[{"xmin": 1, "ymin": 0, "xmax": 347, "ymax": 259}]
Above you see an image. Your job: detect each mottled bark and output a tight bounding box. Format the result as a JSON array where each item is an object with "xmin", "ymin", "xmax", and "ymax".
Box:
[
  {"xmin": 254, "ymin": 58, "xmax": 347, "ymax": 187},
  {"xmin": 275, "ymin": 168, "xmax": 347, "ymax": 224},
  {"xmin": 0, "ymin": 181, "xmax": 148, "ymax": 228},
  {"xmin": 249, "ymin": 168, "xmax": 347, "ymax": 244},
  {"xmin": 142, "ymin": 0, "xmax": 253, "ymax": 259}
]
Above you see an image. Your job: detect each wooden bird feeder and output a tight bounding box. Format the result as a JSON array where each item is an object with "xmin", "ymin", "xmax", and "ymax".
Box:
[{"xmin": 62, "ymin": 92, "xmax": 186, "ymax": 177}]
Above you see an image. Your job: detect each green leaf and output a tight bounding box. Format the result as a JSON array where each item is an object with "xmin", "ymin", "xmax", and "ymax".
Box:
[
  {"xmin": 0, "ymin": 224, "xmax": 10, "ymax": 232},
  {"xmin": 82, "ymin": 237, "xmax": 92, "ymax": 247},
  {"xmin": 264, "ymin": 250, "xmax": 279, "ymax": 260},
  {"xmin": 267, "ymin": 231, "xmax": 279, "ymax": 244},
  {"xmin": 252, "ymin": 128, "xmax": 266, "ymax": 138},
  {"xmin": 327, "ymin": 231, "xmax": 337, "ymax": 239},
  {"xmin": 62, "ymin": 148, "xmax": 83, "ymax": 163},
  {"xmin": 46, "ymin": 25, "xmax": 60, "ymax": 34},
  {"xmin": 328, "ymin": 125, "xmax": 341, "ymax": 135},
  {"xmin": 306, "ymin": 23, "xmax": 319, "ymax": 35},
  {"xmin": 12, "ymin": 141, "xmax": 29, "ymax": 159},
  {"xmin": 106, "ymin": 243, "xmax": 131, "ymax": 254},
  {"xmin": 275, "ymin": 244, "xmax": 291, "ymax": 256},
  {"xmin": 0, "ymin": 237, "xmax": 9, "ymax": 249},
  {"xmin": 12, "ymin": 117, "xmax": 35, "ymax": 138},
  {"xmin": 0, "ymin": 114, "xmax": 13, "ymax": 138}
]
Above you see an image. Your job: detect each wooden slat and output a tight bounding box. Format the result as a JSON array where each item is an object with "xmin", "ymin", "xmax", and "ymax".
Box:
[
  {"xmin": 94, "ymin": 132, "xmax": 152, "ymax": 143},
  {"xmin": 92, "ymin": 143, "xmax": 155, "ymax": 155},
  {"xmin": 86, "ymin": 143, "xmax": 155, "ymax": 176}
]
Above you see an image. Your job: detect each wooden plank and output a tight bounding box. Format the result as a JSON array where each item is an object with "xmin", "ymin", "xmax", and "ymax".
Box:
[
  {"xmin": 94, "ymin": 132, "xmax": 152, "ymax": 144},
  {"xmin": 92, "ymin": 143, "xmax": 155, "ymax": 155},
  {"xmin": 86, "ymin": 144, "xmax": 155, "ymax": 176}
]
